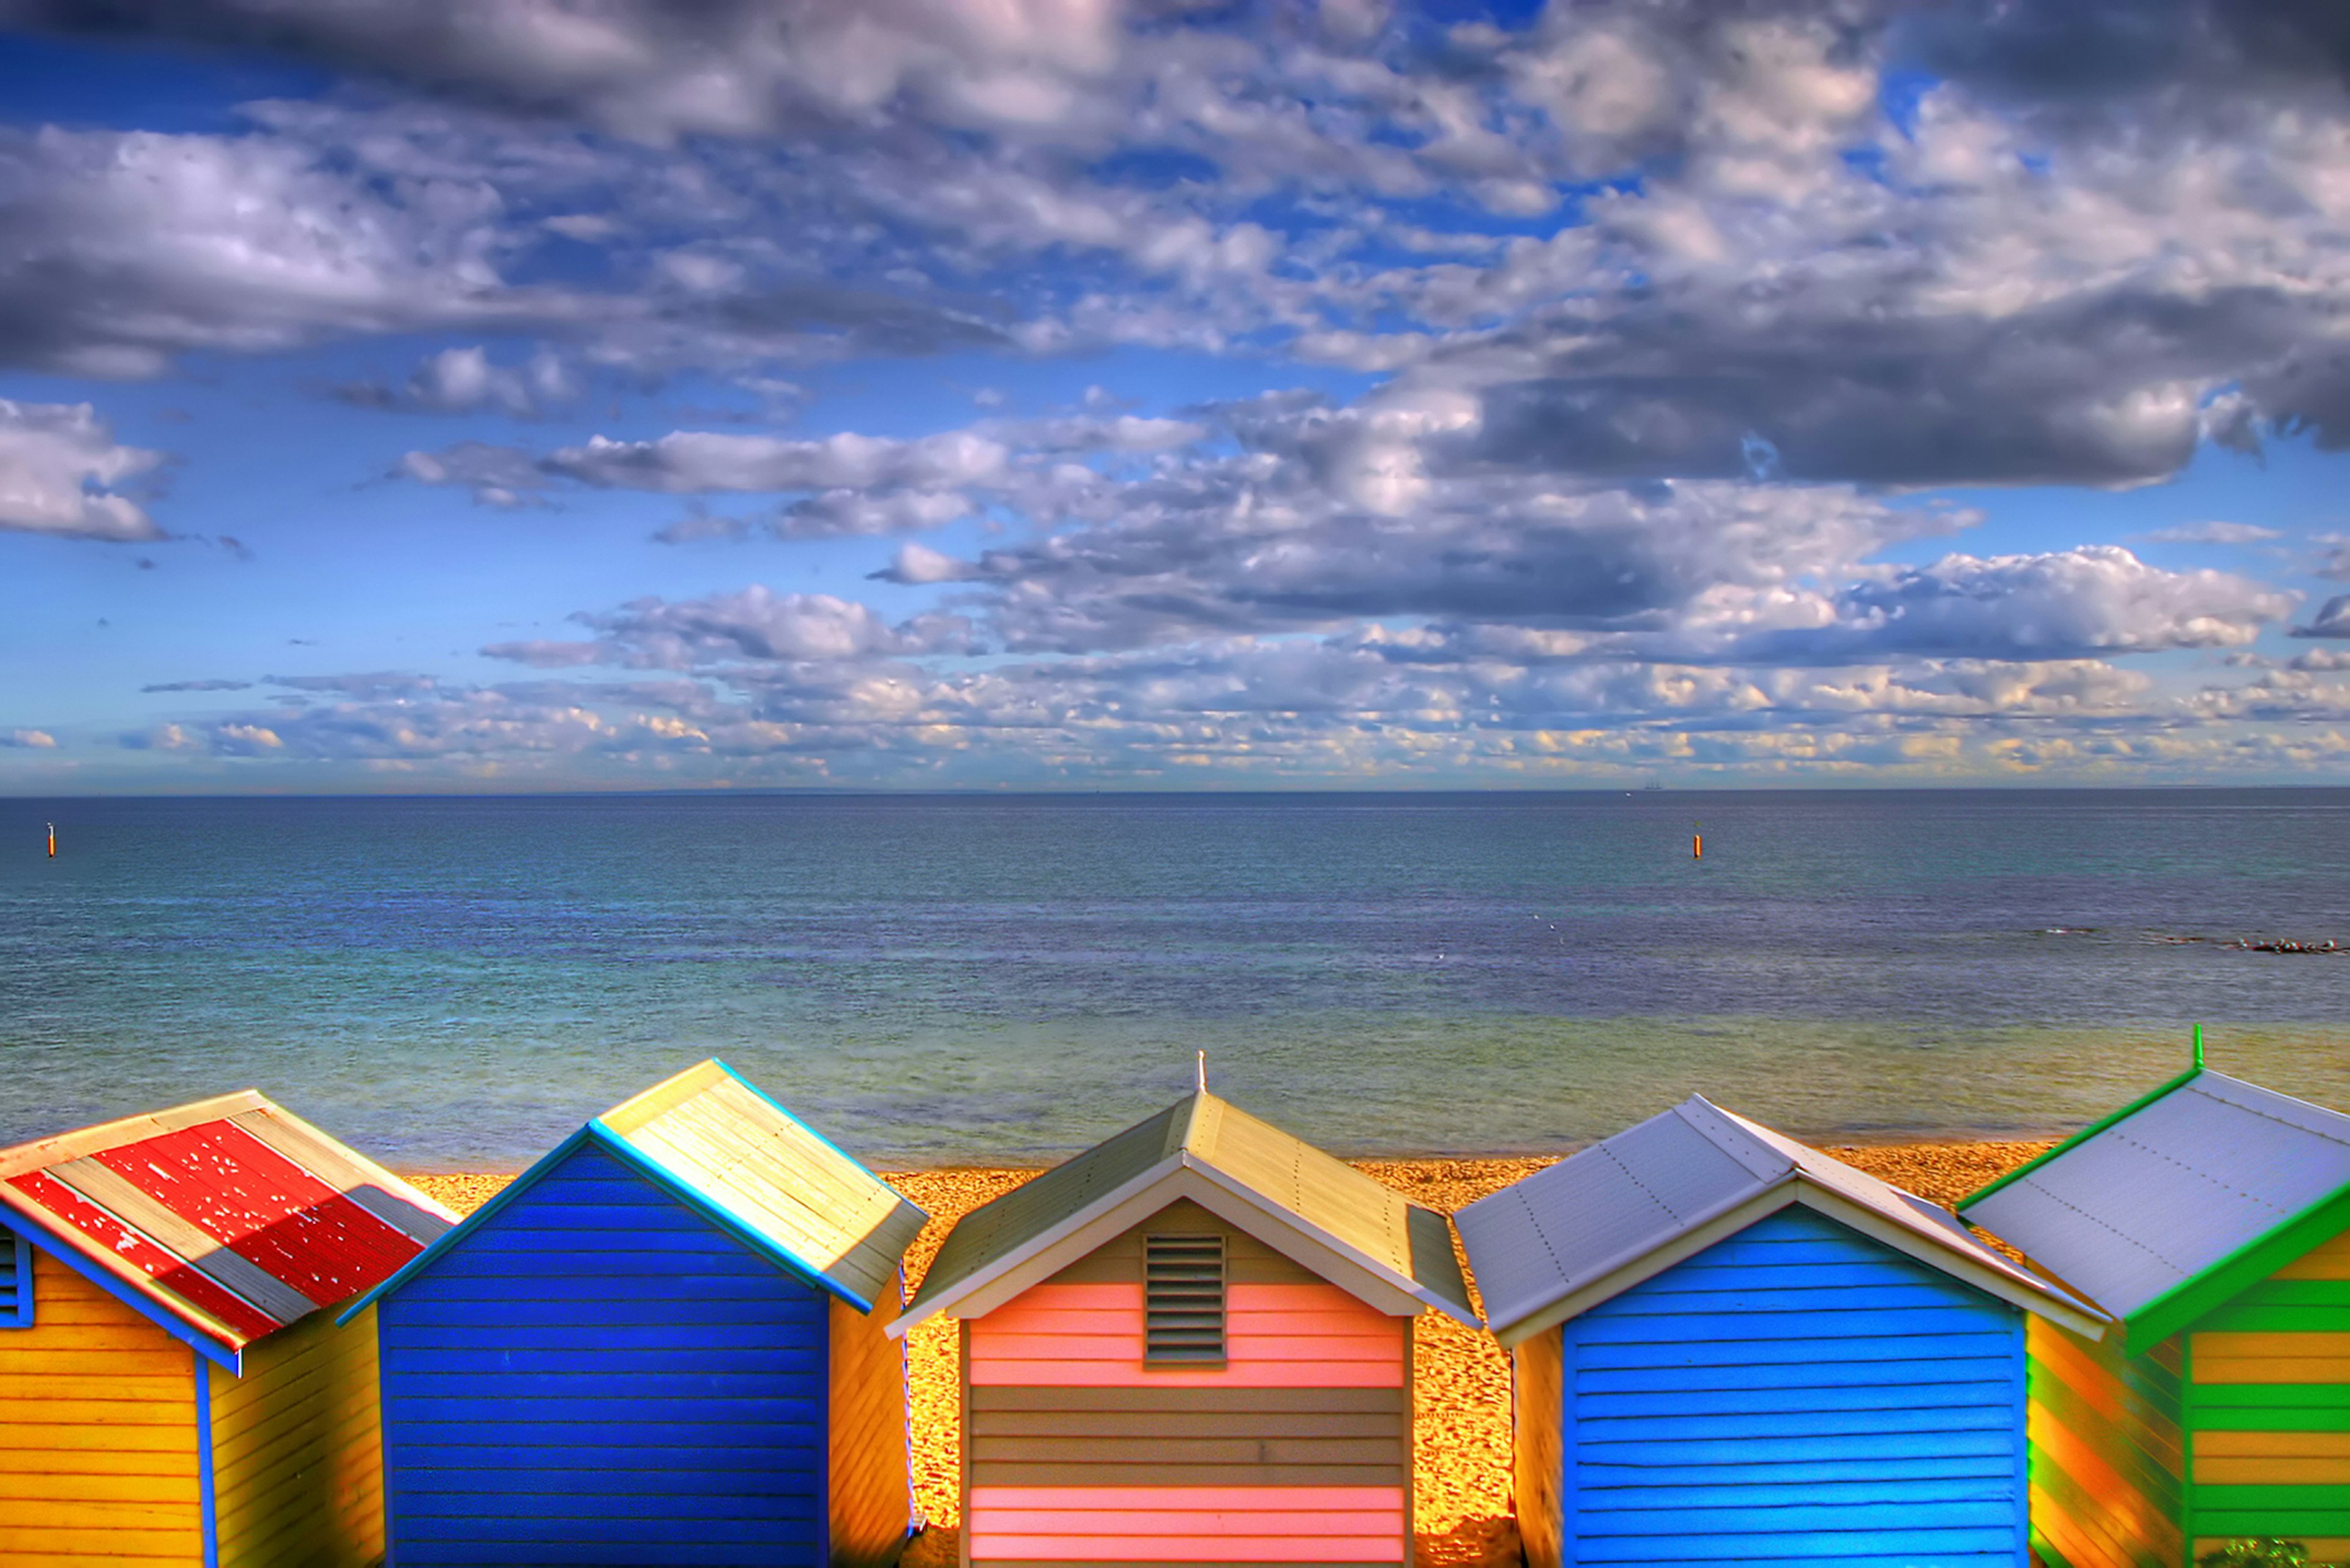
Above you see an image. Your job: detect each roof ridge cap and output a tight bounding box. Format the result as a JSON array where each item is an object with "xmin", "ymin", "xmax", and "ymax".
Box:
[{"xmin": 1674, "ymin": 1096, "xmax": 1791, "ymax": 1183}]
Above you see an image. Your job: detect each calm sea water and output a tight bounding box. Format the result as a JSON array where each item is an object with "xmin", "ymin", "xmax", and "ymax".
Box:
[{"xmin": 2, "ymin": 790, "xmax": 2347, "ymax": 1171}]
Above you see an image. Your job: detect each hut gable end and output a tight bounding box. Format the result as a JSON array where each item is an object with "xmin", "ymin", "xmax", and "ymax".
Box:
[{"xmin": 375, "ymin": 1140, "xmax": 835, "ymax": 1566}]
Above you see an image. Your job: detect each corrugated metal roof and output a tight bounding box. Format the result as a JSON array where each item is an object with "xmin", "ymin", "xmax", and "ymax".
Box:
[
  {"xmin": 1960, "ymin": 1069, "xmax": 2350, "ymax": 1323},
  {"xmin": 0, "ymin": 1091, "xmax": 459, "ymax": 1354},
  {"xmin": 594, "ymin": 1059, "xmax": 927, "ymax": 1310},
  {"xmin": 1457, "ymin": 1094, "xmax": 2098, "ymax": 1341},
  {"xmin": 905, "ymin": 1089, "xmax": 1474, "ymax": 1324}
]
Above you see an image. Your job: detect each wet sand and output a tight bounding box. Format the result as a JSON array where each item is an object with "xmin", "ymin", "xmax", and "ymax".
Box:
[{"xmin": 406, "ymin": 1139, "xmax": 2055, "ymax": 1568}]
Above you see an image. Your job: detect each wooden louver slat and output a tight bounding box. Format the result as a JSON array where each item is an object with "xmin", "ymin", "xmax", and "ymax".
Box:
[
  {"xmin": 0, "ymin": 1225, "xmax": 29, "ymax": 1329},
  {"xmin": 1145, "ymin": 1233, "xmax": 1226, "ymax": 1363}
]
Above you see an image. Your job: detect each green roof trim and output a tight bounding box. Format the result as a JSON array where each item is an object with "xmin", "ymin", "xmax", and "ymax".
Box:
[
  {"xmin": 1958, "ymin": 1062, "xmax": 2205, "ymax": 1214},
  {"xmin": 2124, "ymin": 1176, "xmax": 2350, "ymax": 1354}
]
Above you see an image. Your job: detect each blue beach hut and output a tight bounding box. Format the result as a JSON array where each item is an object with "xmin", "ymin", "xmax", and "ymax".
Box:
[
  {"xmin": 1456, "ymin": 1096, "xmax": 2107, "ymax": 1568},
  {"xmin": 342, "ymin": 1060, "xmax": 929, "ymax": 1568}
]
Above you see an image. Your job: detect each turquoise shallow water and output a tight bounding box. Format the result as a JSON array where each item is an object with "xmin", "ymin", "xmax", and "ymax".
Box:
[{"xmin": 2, "ymin": 788, "xmax": 2347, "ymax": 1170}]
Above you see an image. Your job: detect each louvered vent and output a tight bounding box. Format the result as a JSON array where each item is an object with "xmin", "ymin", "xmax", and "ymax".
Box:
[
  {"xmin": 1, "ymin": 1226, "xmax": 30, "ymax": 1330},
  {"xmin": 1145, "ymin": 1233, "xmax": 1225, "ymax": 1363}
]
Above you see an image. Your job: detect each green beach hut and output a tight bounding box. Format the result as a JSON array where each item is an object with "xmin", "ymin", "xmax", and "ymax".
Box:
[{"xmin": 1959, "ymin": 1067, "xmax": 2350, "ymax": 1567}]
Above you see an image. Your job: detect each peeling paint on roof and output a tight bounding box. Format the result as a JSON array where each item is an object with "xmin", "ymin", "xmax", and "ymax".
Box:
[{"xmin": 0, "ymin": 1091, "xmax": 460, "ymax": 1352}]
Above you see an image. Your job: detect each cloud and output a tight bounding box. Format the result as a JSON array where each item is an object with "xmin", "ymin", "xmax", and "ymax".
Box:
[
  {"xmin": 343, "ymin": 345, "xmax": 581, "ymax": 416},
  {"xmin": 0, "ymin": 400, "xmax": 166, "ymax": 541},
  {"xmin": 140, "ymin": 679, "xmax": 254, "ymax": 693},
  {"xmin": 483, "ymin": 586, "xmax": 969, "ymax": 670},
  {"xmin": 3, "ymin": 729, "xmax": 57, "ymax": 748},
  {"xmin": 0, "ymin": 121, "xmax": 532, "ymax": 379},
  {"xmin": 2143, "ymin": 521, "xmax": 2284, "ymax": 545},
  {"xmin": 394, "ymin": 442, "xmax": 549, "ymax": 508},
  {"xmin": 2294, "ymin": 594, "xmax": 2350, "ymax": 639},
  {"xmin": 7, "ymin": 0, "xmax": 1126, "ymax": 143},
  {"xmin": 1730, "ymin": 547, "xmax": 2291, "ymax": 663},
  {"xmin": 541, "ymin": 429, "xmax": 1009, "ymax": 493}
]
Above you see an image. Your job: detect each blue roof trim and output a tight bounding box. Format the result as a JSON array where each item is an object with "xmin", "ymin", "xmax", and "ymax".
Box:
[
  {"xmin": 338, "ymin": 1119, "xmax": 873, "ymax": 1322},
  {"xmin": 586, "ymin": 1121, "xmax": 872, "ymax": 1312},
  {"xmin": 1, "ymin": 1200, "xmax": 242, "ymax": 1372},
  {"xmin": 337, "ymin": 1124, "xmax": 598, "ymax": 1325}
]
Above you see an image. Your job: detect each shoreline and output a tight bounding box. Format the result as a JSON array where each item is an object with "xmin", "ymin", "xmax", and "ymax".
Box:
[{"xmin": 403, "ymin": 1138, "xmax": 2054, "ymax": 1568}]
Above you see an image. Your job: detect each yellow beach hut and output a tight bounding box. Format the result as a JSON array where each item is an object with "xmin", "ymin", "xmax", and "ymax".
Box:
[{"xmin": 0, "ymin": 1090, "xmax": 459, "ymax": 1568}]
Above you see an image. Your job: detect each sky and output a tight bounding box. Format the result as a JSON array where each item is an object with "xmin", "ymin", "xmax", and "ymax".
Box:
[{"xmin": 7, "ymin": 1, "xmax": 2350, "ymax": 792}]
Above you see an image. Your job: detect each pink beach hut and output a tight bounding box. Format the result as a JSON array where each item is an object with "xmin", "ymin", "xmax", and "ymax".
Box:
[{"xmin": 890, "ymin": 1084, "xmax": 1475, "ymax": 1568}]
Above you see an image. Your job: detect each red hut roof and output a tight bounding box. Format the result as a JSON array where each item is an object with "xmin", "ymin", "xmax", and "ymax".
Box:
[{"xmin": 0, "ymin": 1090, "xmax": 459, "ymax": 1356}]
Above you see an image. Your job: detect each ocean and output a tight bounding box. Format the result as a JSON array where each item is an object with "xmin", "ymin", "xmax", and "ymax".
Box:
[{"xmin": 2, "ymin": 788, "xmax": 2346, "ymax": 1171}]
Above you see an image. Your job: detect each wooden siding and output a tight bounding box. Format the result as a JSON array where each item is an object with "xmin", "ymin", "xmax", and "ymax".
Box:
[
  {"xmin": 2182, "ymin": 1221, "xmax": 2350, "ymax": 1559},
  {"xmin": 2025, "ymin": 1320, "xmax": 2184, "ymax": 1568},
  {"xmin": 830, "ymin": 1291, "xmax": 912, "ymax": 1568},
  {"xmin": 378, "ymin": 1143, "xmax": 832, "ymax": 1567},
  {"xmin": 1558, "ymin": 1204, "xmax": 2029, "ymax": 1568},
  {"xmin": 1513, "ymin": 1330, "xmax": 1564, "ymax": 1568},
  {"xmin": 207, "ymin": 1303, "xmax": 384, "ymax": 1568},
  {"xmin": 0, "ymin": 1243, "xmax": 204, "ymax": 1568},
  {"xmin": 965, "ymin": 1201, "xmax": 1411, "ymax": 1567}
]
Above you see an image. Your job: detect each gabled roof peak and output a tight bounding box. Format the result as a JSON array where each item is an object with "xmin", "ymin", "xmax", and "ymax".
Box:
[
  {"xmin": 899, "ymin": 1085, "xmax": 1474, "ymax": 1331},
  {"xmin": 1457, "ymin": 1095, "xmax": 2105, "ymax": 1347},
  {"xmin": 343, "ymin": 1060, "xmax": 926, "ymax": 1324}
]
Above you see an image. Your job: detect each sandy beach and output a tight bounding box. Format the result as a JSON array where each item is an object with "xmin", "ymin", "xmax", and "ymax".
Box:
[{"xmin": 405, "ymin": 1139, "xmax": 2054, "ymax": 1568}]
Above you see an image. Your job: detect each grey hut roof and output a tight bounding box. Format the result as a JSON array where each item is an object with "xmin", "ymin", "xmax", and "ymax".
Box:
[
  {"xmin": 1457, "ymin": 1094, "xmax": 2106, "ymax": 1346},
  {"xmin": 1960, "ymin": 1069, "xmax": 2350, "ymax": 1352},
  {"xmin": 897, "ymin": 1089, "xmax": 1474, "ymax": 1329}
]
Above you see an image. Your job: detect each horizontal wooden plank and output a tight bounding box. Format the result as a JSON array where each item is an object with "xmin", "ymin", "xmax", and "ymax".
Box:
[
  {"xmin": 387, "ymin": 1423, "xmax": 822, "ymax": 1454},
  {"xmin": 2192, "ymin": 1331, "xmax": 2350, "ymax": 1362},
  {"xmin": 969, "ymin": 1360, "xmax": 1401, "ymax": 1388},
  {"xmin": 384, "ymin": 1320, "xmax": 827, "ymax": 1350},
  {"xmin": 388, "ymin": 1370, "xmax": 830, "ymax": 1401},
  {"xmin": 974, "ymin": 1537, "xmax": 1400, "ymax": 1562},
  {"xmin": 979, "ymin": 1334, "xmax": 1398, "ymax": 1362},
  {"xmin": 1575, "ymin": 1330, "xmax": 2016, "ymax": 1372},
  {"xmin": 1575, "ymin": 1498, "xmax": 2016, "ymax": 1531},
  {"xmin": 972, "ymin": 1440, "xmax": 1404, "ymax": 1479},
  {"xmin": 973, "ymin": 1411, "xmax": 1400, "ymax": 1439},
  {"xmin": 0, "ymin": 1470, "xmax": 201, "ymax": 1504},
  {"xmin": 971, "ymin": 1385, "xmax": 1404, "ymax": 1414},
  {"xmin": 2193, "ymin": 1356, "xmax": 2350, "ymax": 1384},
  {"xmin": 0, "ymin": 1397, "xmax": 197, "ymax": 1426},
  {"xmin": 973, "ymin": 1512, "xmax": 1403, "ymax": 1538},
  {"xmin": 1576, "ymin": 1429, "xmax": 2013, "ymax": 1467},
  {"xmin": 1577, "ymin": 1454, "xmax": 2005, "ymax": 1489},
  {"xmin": 971, "ymin": 1487, "xmax": 1400, "ymax": 1510},
  {"xmin": 1573, "ymin": 1525, "xmax": 2016, "ymax": 1561},
  {"xmin": 1579, "ymin": 1403, "xmax": 2012, "ymax": 1443},
  {"xmin": 1581, "ymin": 1378, "xmax": 2014, "ymax": 1421},
  {"xmin": 0, "ymin": 1422, "xmax": 196, "ymax": 1454},
  {"xmin": 974, "ymin": 1465, "xmax": 1405, "ymax": 1489},
  {"xmin": 388, "ymin": 1491, "xmax": 821, "ymax": 1521},
  {"xmin": 2196, "ymin": 1455, "xmax": 2350, "ymax": 1484}
]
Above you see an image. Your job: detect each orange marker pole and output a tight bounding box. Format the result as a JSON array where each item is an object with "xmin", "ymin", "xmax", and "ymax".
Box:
[
  {"xmin": 47, "ymin": 822, "xmax": 55, "ymax": 859},
  {"xmin": 1692, "ymin": 824, "xmax": 1703, "ymax": 860}
]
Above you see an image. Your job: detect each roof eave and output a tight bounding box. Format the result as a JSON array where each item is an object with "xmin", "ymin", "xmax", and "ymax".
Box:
[
  {"xmin": 586, "ymin": 1122, "xmax": 874, "ymax": 1311},
  {"xmin": 1, "ymin": 1195, "xmax": 244, "ymax": 1371},
  {"xmin": 890, "ymin": 1151, "xmax": 1187, "ymax": 1337},
  {"xmin": 337, "ymin": 1123, "xmax": 601, "ymax": 1326},
  {"xmin": 1182, "ymin": 1154, "xmax": 1479, "ymax": 1327},
  {"xmin": 1486, "ymin": 1180, "xmax": 1800, "ymax": 1349},
  {"xmin": 2119, "ymin": 1174, "xmax": 2350, "ymax": 1354}
]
